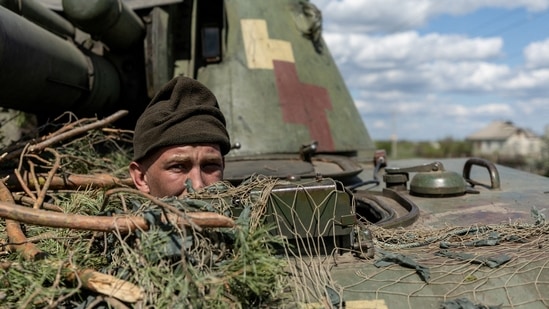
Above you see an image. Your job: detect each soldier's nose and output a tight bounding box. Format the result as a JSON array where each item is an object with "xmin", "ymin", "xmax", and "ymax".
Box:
[{"xmin": 187, "ymin": 169, "xmax": 205, "ymax": 191}]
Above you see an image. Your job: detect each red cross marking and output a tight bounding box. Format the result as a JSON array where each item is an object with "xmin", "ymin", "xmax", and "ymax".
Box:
[{"xmin": 273, "ymin": 60, "xmax": 335, "ymax": 151}]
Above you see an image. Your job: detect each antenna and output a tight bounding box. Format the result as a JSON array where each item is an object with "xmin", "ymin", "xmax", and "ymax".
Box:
[{"xmin": 391, "ymin": 111, "xmax": 398, "ymax": 159}]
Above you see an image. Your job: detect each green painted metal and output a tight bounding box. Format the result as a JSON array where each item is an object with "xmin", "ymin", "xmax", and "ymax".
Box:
[
  {"xmin": 263, "ymin": 178, "xmax": 354, "ymax": 238},
  {"xmin": 198, "ymin": 0, "xmax": 375, "ymax": 157},
  {"xmin": 1, "ymin": 0, "xmax": 374, "ymax": 158},
  {"xmin": 338, "ymin": 158, "xmax": 549, "ymax": 308},
  {"xmin": 371, "ymin": 158, "xmax": 549, "ymax": 228},
  {"xmin": 385, "ymin": 161, "xmax": 469, "ymax": 196}
]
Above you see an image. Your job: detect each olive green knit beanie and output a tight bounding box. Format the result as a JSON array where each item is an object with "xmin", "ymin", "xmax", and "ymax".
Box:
[{"xmin": 132, "ymin": 76, "xmax": 230, "ymax": 162}]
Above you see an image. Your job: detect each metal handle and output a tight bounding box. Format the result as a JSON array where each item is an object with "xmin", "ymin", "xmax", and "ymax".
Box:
[
  {"xmin": 462, "ymin": 157, "xmax": 501, "ymax": 190},
  {"xmin": 385, "ymin": 161, "xmax": 444, "ymax": 174}
]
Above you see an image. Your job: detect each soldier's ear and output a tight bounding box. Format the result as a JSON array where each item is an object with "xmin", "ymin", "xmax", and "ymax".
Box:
[{"xmin": 129, "ymin": 161, "xmax": 150, "ymax": 193}]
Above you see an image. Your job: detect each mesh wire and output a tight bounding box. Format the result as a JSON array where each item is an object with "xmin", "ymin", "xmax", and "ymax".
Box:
[
  {"xmin": 1, "ymin": 138, "xmax": 548, "ymax": 308},
  {"xmin": 205, "ymin": 178, "xmax": 549, "ymax": 308}
]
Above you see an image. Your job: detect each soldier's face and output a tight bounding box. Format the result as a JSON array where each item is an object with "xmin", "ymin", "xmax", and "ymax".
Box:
[{"xmin": 130, "ymin": 144, "xmax": 224, "ymax": 197}]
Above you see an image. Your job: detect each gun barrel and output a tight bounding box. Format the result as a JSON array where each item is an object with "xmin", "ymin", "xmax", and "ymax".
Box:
[
  {"xmin": 0, "ymin": 0, "xmax": 75, "ymax": 38},
  {"xmin": 62, "ymin": 0, "xmax": 145, "ymax": 51},
  {"xmin": 0, "ymin": 6, "xmax": 120, "ymax": 115}
]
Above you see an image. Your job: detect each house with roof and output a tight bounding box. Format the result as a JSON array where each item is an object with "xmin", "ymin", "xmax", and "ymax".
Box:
[{"xmin": 466, "ymin": 121, "xmax": 543, "ymax": 160}]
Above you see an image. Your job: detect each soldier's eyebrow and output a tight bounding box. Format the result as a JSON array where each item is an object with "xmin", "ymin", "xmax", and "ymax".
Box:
[
  {"xmin": 165, "ymin": 154, "xmax": 192, "ymax": 164},
  {"xmin": 163, "ymin": 153, "xmax": 222, "ymax": 165},
  {"xmin": 202, "ymin": 153, "xmax": 223, "ymax": 163}
]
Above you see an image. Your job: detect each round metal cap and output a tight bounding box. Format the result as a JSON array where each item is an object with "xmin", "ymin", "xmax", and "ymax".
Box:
[{"xmin": 410, "ymin": 171, "xmax": 467, "ymax": 197}]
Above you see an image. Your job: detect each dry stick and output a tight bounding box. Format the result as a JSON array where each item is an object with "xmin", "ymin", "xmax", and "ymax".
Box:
[
  {"xmin": 32, "ymin": 148, "xmax": 61, "ymax": 209},
  {"xmin": 5, "ymin": 173, "xmax": 135, "ymax": 191},
  {"xmin": 102, "ymin": 127, "xmax": 134, "ymax": 134},
  {"xmin": 0, "ymin": 113, "xmax": 87, "ymax": 163},
  {"xmin": 25, "ymin": 153, "xmax": 52, "ymax": 165},
  {"xmin": 13, "ymin": 169, "xmax": 37, "ymax": 201},
  {"xmin": 28, "ymin": 110, "xmax": 129, "ymax": 153},
  {"xmin": 9, "ymin": 232, "xmax": 77, "ymax": 245},
  {"xmin": 0, "ymin": 201, "xmax": 235, "ymax": 232},
  {"xmin": 1, "ymin": 110, "xmax": 129, "ymax": 162},
  {"xmin": 19, "ymin": 288, "xmax": 43, "ymax": 309},
  {"xmin": 51, "ymin": 255, "xmax": 72, "ymax": 300},
  {"xmin": 102, "ymin": 187, "xmax": 205, "ymax": 232},
  {"xmin": 1, "ymin": 192, "xmax": 144, "ymax": 303},
  {"xmin": 0, "ymin": 181, "xmax": 42, "ymax": 259},
  {"xmin": 27, "ymin": 161, "xmax": 42, "ymax": 198},
  {"xmin": 102, "ymin": 127, "xmax": 134, "ymax": 144},
  {"xmin": 49, "ymin": 113, "xmax": 90, "ymax": 137},
  {"xmin": 16, "ymin": 143, "xmax": 29, "ymax": 171},
  {"xmin": 119, "ymin": 193, "xmax": 129, "ymax": 212},
  {"xmin": 61, "ymin": 154, "xmax": 101, "ymax": 169},
  {"xmin": 1, "ymin": 183, "xmax": 144, "ymax": 303},
  {"xmin": 81, "ymin": 295, "xmax": 130, "ymax": 309},
  {"xmin": 14, "ymin": 194, "xmax": 63, "ymax": 212},
  {"xmin": 64, "ymin": 267, "xmax": 144, "ymax": 303},
  {"xmin": 13, "ymin": 144, "xmax": 37, "ymax": 201}
]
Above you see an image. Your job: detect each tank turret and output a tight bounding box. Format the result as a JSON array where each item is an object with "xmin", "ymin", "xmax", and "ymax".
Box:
[{"xmin": 0, "ymin": 0, "xmax": 375, "ymax": 181}]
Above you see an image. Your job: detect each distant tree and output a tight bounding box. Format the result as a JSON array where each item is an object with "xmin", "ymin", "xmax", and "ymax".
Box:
[
  {"xmin": 375, "ymin": 140, "xmax": 392, "ymax": 155},
  {"xmin": 416, "ymin": 141, "xmax": 441, "ymax": 158},
  {"xmin": 439, "ymin": 137, "xmax": 472, "ymax": 158},
  {"xmin": 375, "ymin": 138, "xmax": 473, "ymax": 160}
]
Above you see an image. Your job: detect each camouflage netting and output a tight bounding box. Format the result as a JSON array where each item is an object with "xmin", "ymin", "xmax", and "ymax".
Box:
[
  {"xmin": 358, "ymin": 221, "xmax": 549, "ymax": 309},
  {"xmin": 0, "ymin": 112, "xmax": 294, "ymax": 308},
  {"xmin": 1, "ymin": 111, "xmax": 548, "ymax": 308}
]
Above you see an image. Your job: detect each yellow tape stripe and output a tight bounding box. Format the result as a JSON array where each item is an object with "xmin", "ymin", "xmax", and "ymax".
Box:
[
  {"xmin": 346, "ymin": 299, "xmax": 389, "ymax": 309},
  {"xmin": 241, "ymin": 19, "xmax": 295, "ymax": 69},
  {"xmin": 299, "ymin": 299, "xmax": 388, "ymax": 309}
]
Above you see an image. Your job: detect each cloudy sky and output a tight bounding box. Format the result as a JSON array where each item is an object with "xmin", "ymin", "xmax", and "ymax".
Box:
[{"xmin": 311, "ymin": 0, "xmax": 549, "ymax": 142}]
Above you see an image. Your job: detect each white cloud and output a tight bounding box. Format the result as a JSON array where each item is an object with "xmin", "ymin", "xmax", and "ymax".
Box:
[
  {"xmin": 371, "ymin": 120, "xmax": 387, "ymax": 129},
  {"xmin": 325, "ymin": 32, "xmax": 503, "ymax": 68},
  {"xmin": 422, "ymin": 61, "xmax": 510, "ymax": 92},
  {"xmin": 313, "ymin": 0, "xmax": 549, "ymax": 33},
  {"xmin": 515, "ymin": 97, "xmax": 549, "ymax": 114},
  {"xmin": 389, "ymin": 101, "xmax": 429, "ymax": 114},
  {"xmin": 502, "ymin": 68, "xmax": 549, "ymax": 91},
  {"xmin": 524, "ymin": 38, "xmax": 549, "ymax": 68},
  {"xmin": 437, "ymin": 98, "xmax": 507, "ymax": 116},
  {"xmin": 323, "ymin": 30, "xmax": 508, "ymax": 95},
  {"xmin": 310, "ymin": 0, "xmax": 549, "ymax": 140},
  {"xmin": 346, "ymin": 60, "xmax": 511, "ymax": 95},
  {"xmin": 473, "ymin": 103, "xmax": 514, "ymax": 116},
  {"xmin": 428, "ymin": 0, "xmax": 549, "ymax": 15},
  {"xmin": 358, "ymin": 90, "xmax": 410, "ymax": 101},
  {"xmin": 320, "ymin": 0, "xmax": 432, "ymax": 32},
  {"xmin": 353, "ymin": 99, "xmax": 373, "ymax": 112}
]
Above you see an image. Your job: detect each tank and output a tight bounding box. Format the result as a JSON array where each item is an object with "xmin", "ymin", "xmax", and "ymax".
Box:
[
  {"xmin": 0, "ymin": 0, "xmax": 374, "ymax": 183},
  {"xmin": 1, "ymin": 1, "xmax": 548, "ymax": 308}
]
